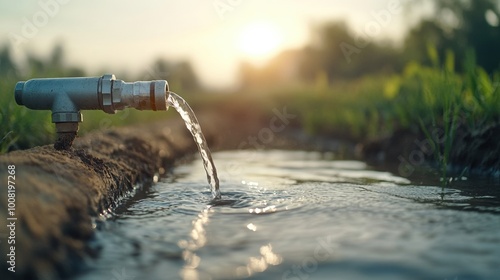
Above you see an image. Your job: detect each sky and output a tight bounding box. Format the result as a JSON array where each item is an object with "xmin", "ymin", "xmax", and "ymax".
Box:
[{"xmin": 0, "ymin": 0, "xmax": 428, "ymax": 89}]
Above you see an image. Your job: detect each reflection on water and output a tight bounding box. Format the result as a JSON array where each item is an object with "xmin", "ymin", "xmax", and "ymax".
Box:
[
  {"xmin": 77, "ymin": 150, "xmax": 500, "ymax": 280},
  {"xmin": 235, "ymin": 244, "xmax": 282, "ymax": 278},
  {"xmin": 178, "ymin": 206, "xmax": 209, "ymax": 280}
]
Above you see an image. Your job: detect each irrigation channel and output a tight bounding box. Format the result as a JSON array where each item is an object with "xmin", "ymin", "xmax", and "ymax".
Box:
[{"xmin": 76, "ymin": 150, "xmax": 500, "ymax": 280}]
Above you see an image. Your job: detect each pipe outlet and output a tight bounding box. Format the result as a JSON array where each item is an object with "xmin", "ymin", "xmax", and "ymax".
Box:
[{"xmin": 15, "ymin": 74, "xmax": 169, "ymax": 150}]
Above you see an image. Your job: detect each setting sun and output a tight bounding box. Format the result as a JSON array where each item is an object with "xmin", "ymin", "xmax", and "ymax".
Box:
[{"xmin": 237, "ymin": 21, "xmax": 283, "ymax": 61}]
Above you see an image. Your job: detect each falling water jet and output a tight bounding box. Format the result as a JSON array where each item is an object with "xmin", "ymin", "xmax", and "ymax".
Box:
[
  {"xmin": 167, "ymin": 92, "xmax": 221, "ymax": 199},
  {"xmin": 13, "ymin": 75, "xmax": 221, "ymax": 198}
]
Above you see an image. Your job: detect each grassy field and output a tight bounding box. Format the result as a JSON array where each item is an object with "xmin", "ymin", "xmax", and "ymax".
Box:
[
  {"xmin": 266, "ymin": 50, "xmax": 499, "ymax": 178},
  {"xmin": 271, "ymin": 51, "xmax": 500, "ymax": 141},
  {"xmin": 1, "ymin": 49, "xmax": 499, "ymax": 178}
]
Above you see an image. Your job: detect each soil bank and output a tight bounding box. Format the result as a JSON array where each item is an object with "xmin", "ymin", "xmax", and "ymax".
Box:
[{"xmin": 0, "ymin": 109, "xmax": 347, "ymax": 280}]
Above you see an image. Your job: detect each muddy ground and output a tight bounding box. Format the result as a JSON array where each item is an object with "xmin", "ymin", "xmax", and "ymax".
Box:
[{"xmin": 0, "ymin": 119, "xmax": 194, "ymax": 279}]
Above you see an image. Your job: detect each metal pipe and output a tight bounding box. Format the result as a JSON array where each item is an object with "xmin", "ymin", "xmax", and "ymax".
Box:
[{"xmin": 15, "ymin": 74, "xmax": 169, "ymax": 150}]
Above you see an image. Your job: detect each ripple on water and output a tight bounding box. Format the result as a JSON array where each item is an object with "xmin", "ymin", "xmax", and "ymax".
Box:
[{"xmin": 78, "ymin": 150, "xmax": 500, "ymax": 280}]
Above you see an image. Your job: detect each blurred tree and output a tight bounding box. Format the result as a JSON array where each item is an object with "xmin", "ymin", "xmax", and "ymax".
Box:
[
  {"xmin": 172, "ymin": 61, "xmax": 200, "ymax": 92},
  {"xmin": 24, "ymin": 44, "xmax": 85, "ymax": 77},
  {"xmin": 145, "ymin": 58, "xmax": 200, "ymax": 92},
  {"xmin": 239, "ymin": 21, "xmax": 403, "ymax": 88},
  {"xmin": 299, "ymin": 21, "xmax": 401, "ymax": 82},
  {"xmin": 406, "ymin": 0, "xmax": 500, "ymax": 72},
  {"xmin": 403, "ymin": 19, "xmax": 455, "ymax": 67},
  {"xmin": 239, "ymin": 49, "xmax": 304, "ymax": 89},
  {"xmin": 239, "ymin": 0, "xmax": 500, "ymax": 88},
  {"xmin": 297, "ymin": 45, "xmax": 322, "ymax": 83},
  {"xmin": 50, "ymin": 43, "xmax": 64, "ymax": 69},
  {"xmin": 311, "ymin": 21, "xmax": 354, "ymax": 81},
  {"xmin": 239, "ymin": 61, "xmax": 259, "ymax": 89},
  {"xmin": 0, "ymin": 45, "xmax": 18, "ymax": 77}
]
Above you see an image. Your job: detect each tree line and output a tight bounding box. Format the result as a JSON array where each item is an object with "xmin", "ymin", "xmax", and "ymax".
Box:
[{"xmin": 239, "ymin": 0, "xmax": 500, "ymax": 88}]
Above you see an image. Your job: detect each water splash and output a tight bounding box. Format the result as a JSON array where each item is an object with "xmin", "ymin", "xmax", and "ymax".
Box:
[{"xmin": 167, "ymin": 92, "xmax": 221, "ymax": 199}]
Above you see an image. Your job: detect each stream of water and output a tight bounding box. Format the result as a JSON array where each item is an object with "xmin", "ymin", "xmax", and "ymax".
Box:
[
  {"xmin": 77, "ymin": 150, "xmax": 500, "ymax": 280},
  {"xmin": 166, "ymin": 92, "xmax": 220, "ymax": 199}
]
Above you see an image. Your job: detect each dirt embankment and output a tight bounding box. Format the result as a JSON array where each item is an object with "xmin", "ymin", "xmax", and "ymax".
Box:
[
  {"xmin": 360, "ymin": 123, "xmax": 500, "ymax": 177},
  {"xmin": 0, "ymin": 108, "xmax": 340, "ymax": 280},
  {"xmin": 0, "ymin": 118, "xmax": 197, "ymax": 279}
]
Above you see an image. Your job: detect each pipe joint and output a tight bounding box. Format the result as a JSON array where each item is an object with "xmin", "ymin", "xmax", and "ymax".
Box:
[
  {"xmin": 99, "ymin": 74, "xmax": 115, "ymax": 114},
  {"xmin": 14, "ymin": 74, "xmax": 169, "ymax": 149}
]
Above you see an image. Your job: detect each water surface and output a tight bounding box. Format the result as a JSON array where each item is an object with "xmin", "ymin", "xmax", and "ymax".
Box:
[{"xmin": 78, "ymin": 150, "xmax": 500, "ymax": 280}]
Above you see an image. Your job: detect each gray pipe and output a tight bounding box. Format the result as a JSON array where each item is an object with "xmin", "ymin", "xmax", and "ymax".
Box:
[{"xmin": 15, "ymin": 74, "xmax": 169, "ymax": 150}]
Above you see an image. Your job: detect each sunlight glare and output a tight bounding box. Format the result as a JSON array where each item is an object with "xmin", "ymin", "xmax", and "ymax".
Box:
[{"xmin": 237, "ymin": 21, "xmax": 283, "ymax": 61}]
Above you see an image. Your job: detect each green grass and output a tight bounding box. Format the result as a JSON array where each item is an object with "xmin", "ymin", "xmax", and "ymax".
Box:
[
  {"xmin": 2, "ymin": 49, "xmax": 499, "ymax": 182},
  {"xmin": 265, "ymin": 49, "xmax": 500, "ymax": 179},
  {"xmin": 0, "ymin": 79, "xmax": 54, "ymax": 152}
]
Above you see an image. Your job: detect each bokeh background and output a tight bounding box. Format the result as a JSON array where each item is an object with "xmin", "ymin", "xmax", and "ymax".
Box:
[{"xmin": 1, "ymin": 0, "xmax": 500, "ymax": 161}]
